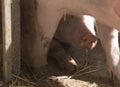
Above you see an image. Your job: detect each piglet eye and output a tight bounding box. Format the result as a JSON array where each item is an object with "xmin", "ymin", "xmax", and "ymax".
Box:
[{"xmin": 83, "ymin": 38, "xmax": 87, "ymax": 42}]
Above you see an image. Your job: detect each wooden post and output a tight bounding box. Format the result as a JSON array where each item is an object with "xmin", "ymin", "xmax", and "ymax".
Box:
[
  {"xmin": 2, "ymin": 0, "xmax": 20, "ymax": 82},
  {"xmin": 0, "ymin": 0, "xmax": 2, "ymax": 65},
  {"xmin": 11, "ymin": 0, "xmax": 20, "ymax": 76}
]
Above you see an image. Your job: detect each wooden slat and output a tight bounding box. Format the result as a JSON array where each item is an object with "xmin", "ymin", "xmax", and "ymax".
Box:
[
  {"xmin": 0, "ymin": 0, "xmax": 2, "ymax": 66},
  {"xmin": 2, "ymin": 0, "xmax": 12, "ymax": 82},
  {"xmin": 2, "ymin": 0, "xmax": 20, "ymax": 82},
  {"xmin": 11, "ymin": 0, "xmax": 20, "ymax": 76}
]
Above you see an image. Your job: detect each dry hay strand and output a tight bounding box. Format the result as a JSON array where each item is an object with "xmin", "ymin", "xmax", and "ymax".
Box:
[
  {"xmin": 46, "ymin": 63, "xmax": 105, "ymax": 87},
  {"xmin": 8, "ymin": 74, "xmax": 38, "ymax": 87},
  {"xmin": 56, "ymin": 63, "xmax": 103, "ymax": 83},
  {"xmin": 47, "ymin": 76, "xmax": 98, "ymax": 87}
]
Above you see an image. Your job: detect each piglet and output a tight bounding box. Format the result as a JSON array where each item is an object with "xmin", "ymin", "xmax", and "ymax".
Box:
[{"xmin": 48, "ymin": 15, "xmax": 97, "ymax": 71}]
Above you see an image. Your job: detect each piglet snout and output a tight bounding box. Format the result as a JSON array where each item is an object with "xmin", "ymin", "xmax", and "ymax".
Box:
[{"xmin": 80, "ymin": 34, "xmax": 97, "ymax": 49}]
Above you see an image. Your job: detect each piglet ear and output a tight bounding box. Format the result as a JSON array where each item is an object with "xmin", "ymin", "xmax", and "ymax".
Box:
[{"xmin": 113, "ymin": 0, "xmax": 120, "ymax": 17}]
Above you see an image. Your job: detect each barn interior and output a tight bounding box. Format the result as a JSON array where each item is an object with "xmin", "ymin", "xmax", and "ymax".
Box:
[{"xmin": 0, "ymin": 0, "xmax": 119, "ymax": 87}]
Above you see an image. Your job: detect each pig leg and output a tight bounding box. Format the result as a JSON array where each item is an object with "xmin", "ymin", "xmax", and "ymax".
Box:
[
  {"xmin": 48, "ymin": 39, "xmax": 78, "ymax": 72},
  {"xmin": 96, "ymin": 21, "xmax": 120, "ymax": 86},
  {"xmin": 32, "ymin": 4, "xmax": 62, "ymax": 73}
]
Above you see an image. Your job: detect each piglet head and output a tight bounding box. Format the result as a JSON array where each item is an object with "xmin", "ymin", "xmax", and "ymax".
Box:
[
  {"xmin": 71, "ymin": 26, "xmax": 97, "ymax": 49},
  {"xmin": 79, "ymin": 34, "xmax": 97, "ymax": 49},
  {"xmin": 71, "ymin": 33, "xmax": 97, "ymax": 49}
]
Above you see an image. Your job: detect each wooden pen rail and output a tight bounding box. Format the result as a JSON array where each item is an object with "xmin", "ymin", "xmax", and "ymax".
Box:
[{"xmin": 1, "ymin": 0, "xmax": 20, "ymax": 82}]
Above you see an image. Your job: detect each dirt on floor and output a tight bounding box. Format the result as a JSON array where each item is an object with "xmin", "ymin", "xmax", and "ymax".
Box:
[{"xmin": 0, "ymin": 40, "xmax": 115, "ymax": 87}]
